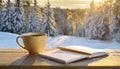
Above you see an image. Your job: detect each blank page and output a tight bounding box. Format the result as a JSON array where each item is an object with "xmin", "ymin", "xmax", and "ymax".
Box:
[{"xmin": 40, "ymin": 49, "xmax": 88, "ymax": 64}]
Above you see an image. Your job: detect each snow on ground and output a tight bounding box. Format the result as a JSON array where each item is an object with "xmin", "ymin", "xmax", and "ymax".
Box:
[
  {"xmin": 0, "ymin": 32, "xmax": 120, "ymax": 50},
  {"xmin": 0, "ymin": 32, "xmax": 18, "ymax": 48}
]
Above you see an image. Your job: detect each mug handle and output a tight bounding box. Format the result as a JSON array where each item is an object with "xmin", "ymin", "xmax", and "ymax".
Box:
[{"xmin": 16, "ymin": 36, "xmax": 26, "ymax": 49}]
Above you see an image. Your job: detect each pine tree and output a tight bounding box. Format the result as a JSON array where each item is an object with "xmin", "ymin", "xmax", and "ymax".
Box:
[
  {"xmin": 84, "ymin": 0, "xmax": 110, "ymax": 40},
  {"xmin": 90, "ymin": 0, "xmax": 96, "ymax": 12},
  {"xmin": 26, "ymin": 0, "xmax": 40, "ymax": 32},
  {"xmin": 22, "ymin": 0, "xmax": 32, "ymax": 23},
  {"xmin": 64, "ymin": 14, "xmax": 73, "ymax": 35},
  {"xmin": 0, "ymin": 0, "xmax": 12, "ymax": 32},
  {"xmin": 41, "ymin": 1, "xmax": 57, "ymax": 36},
  {"xmin": 0, "ymin": 0, "xmax": 3, "ymax": 14},
  {"xmin": 110, "ymin": 0, "xmax": 120, "ymax": 42},
  {"xmin": 22, "ymin": 0, "xmax": 33, "ymax": 33},
  {"xmin": 11, "ymin": 0, "xmax": 24, "ymax": 34},
  {"xmin": 75, "ymin": 22, "xmax": 85, "ymax": 37},
  {"xmin": 54, "ymin": 8, "xmax": 67, "ymax": 35},
  {"xmin": 0, "ymin": 0, "xmax": 3, "ymax": 31}
]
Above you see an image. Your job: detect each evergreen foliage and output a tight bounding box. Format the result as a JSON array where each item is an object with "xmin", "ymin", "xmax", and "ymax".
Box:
[
  {"xmin": 11, "ymin": 0, "xmax": 24, "ymax": 34},
  {"xmin": 41, "ymin": 2, "xmax": 57, "ymax": 36},
  {"xmin": 0, "ymin": 0, "xmax": 12, "ymax": 32},
  {"xmin": 26, "ymin": 9, "xmax": 40, "ymax": 32}
]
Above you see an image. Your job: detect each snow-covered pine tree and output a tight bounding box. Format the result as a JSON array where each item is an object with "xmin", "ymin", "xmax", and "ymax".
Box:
[
  {"xmin": 22, "ymin": 0, "xmax": 32, "ymax": 24},
  {"xmin": 54, "ymin": 8, "xmax": 67, "ymax": 35},
  {"xmin": 41, "ymin": 1, "xmax": 57, "ymax": 36},
  {"xmin": 0, "ymin": 0, "xmax": 13, "ymax": 32},
  {"xmin": 110, "ymin": 15, "xmax": 120, "ymax": 42},
  {"xmin": 64, "ymin": 14, "xmax": 73, "ymax": 35},
  {"xmin": 110, "ymin": 0, "xmax": 120, "ymax": 42},
  {"xmin": 65, "ymin": 19, "xmax": 73, "ymax": 35},
  {"xmin": 0, "ymin": 0, "xmax": 3, "ymax": 31},
  {"xmin": 75, "ymin": 22, "xmax": 85, "ymax": 37},
  {"xmin": 21, "ymin": 0, "xmax": 33, "ymax": 33},
  {"xmin": 0, "ymin": 0, "xmax": 3, "ymax": 15},
  {"xmin": 11, "ymin": 0, "xmax": 24, "ymax": 34},
  {"xmin": 83, "ymin": 0, "xmax": 110, "ymax": 40},
  {"xmin": 26, "ymin": 0, "xmax": 40, "ymax": 32}
]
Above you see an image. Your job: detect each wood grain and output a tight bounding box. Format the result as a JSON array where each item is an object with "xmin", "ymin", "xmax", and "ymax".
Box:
[{"xmin": 0, "ymin": 48, "xmax": 120, "ymax": 66}]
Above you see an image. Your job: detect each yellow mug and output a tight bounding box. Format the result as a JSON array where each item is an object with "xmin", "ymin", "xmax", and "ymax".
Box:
[{"xmin": 16, "ymin": 32, "xmax": 47, "ymax": 55}]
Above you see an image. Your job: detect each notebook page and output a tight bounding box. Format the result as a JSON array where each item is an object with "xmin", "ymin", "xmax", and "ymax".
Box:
[
  {"xmin": 58, "ymin": 46, "xmax": 105, "ymax": 54},
  {"xmin": 89, "ymin": 52, "xmax": 108, "ymax": 58},
  {"xmin": 40, "ymin": 49, "xmax": 88, "ymax": 63},
  {"xmin": 57, "ymin": 46, "xmax": 108, "ymax": 58}
]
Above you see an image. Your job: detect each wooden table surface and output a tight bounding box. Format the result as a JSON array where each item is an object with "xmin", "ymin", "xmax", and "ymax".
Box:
[{"xmin": 0, "ymin": 48, "xmax": 120, "ymax": 66}]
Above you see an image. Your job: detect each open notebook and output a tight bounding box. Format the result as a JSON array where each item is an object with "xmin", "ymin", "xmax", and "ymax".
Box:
[{"xmin": 39, "ymin": 46, "xmax": 108, "ymax": 64}]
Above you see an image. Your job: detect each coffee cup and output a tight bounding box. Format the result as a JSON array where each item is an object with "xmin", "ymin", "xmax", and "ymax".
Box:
[{"xmin": 16, "ymin": 32, "xmax": 47, "ymax": 55}]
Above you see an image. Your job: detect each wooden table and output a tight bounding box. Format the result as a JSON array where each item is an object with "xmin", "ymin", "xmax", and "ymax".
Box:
[{"xmin": 0, "ymin": 48, "xmax": 120, "ymax": 68}]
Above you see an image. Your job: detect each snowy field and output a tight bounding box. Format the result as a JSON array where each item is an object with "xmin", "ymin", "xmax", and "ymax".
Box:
[{"xmin": 0, "ymin": 32, "xmax": 120, "ymax": 50}]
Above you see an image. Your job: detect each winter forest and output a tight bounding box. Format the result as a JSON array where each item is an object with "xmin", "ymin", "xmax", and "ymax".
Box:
[{"xmin": 0, "ymin": 0, "xmax": 120, "ymax": 43}]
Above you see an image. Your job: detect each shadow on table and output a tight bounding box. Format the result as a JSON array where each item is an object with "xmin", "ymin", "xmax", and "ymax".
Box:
[
  {"xmin": 10, "ymin": 54, "xmax": 108, "ymax": 66},
  {"xmin": 10, "ymin": 54, "xmax": 50, "ymax": 66},
  {"xmin": 10, "ymin": 54, "xmax": 29, "ymax": 66}
]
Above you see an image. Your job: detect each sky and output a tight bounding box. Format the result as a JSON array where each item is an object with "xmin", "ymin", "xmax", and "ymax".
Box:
[{"xmin": 37, "ymin": 0, "xmax": 103, "ymax": 9}]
